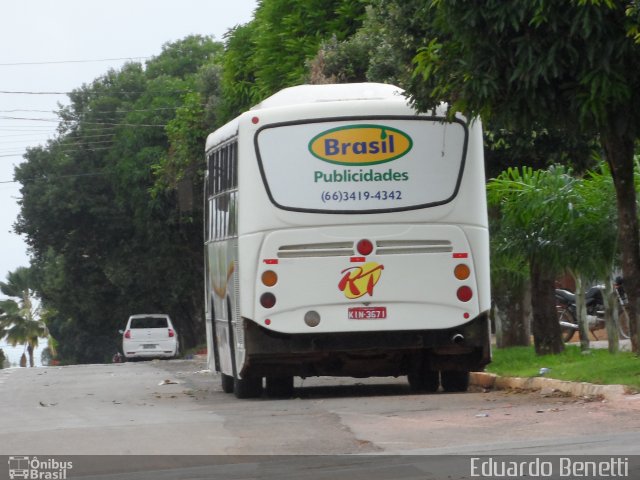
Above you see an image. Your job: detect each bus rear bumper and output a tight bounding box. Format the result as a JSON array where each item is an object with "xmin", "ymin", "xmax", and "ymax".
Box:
[{"xmin": 240, "ymin": 312, "xmax": 491, "ymax": 378}]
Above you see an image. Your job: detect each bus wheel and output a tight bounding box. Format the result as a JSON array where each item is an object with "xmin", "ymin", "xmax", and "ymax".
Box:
[
  {"xmin": 234, "ymin": 376, "xmax": 263, "ymax": 399},
  {"xmin": 408, "ymin": 369, "xmax": 439, "ymax": 393},
  {"xmin": 440, "ymin": 370, "xmax": 469, "ymax": 392},
  {"xmin": 221, "ymin": 373, "xmax": 234, "ymax": 393},
  {"xmin": 266, "ymin": 376, "xmax": 294, "ymax": 398}
]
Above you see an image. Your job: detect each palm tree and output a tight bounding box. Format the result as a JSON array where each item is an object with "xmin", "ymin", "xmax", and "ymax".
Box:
[
  {"xmin": 488, "ymin": 166, "xmax": 578, "ymax": 355},
  {"xmin": 0, "ymin": 267, "xmax": 53, "ymax": 367}
]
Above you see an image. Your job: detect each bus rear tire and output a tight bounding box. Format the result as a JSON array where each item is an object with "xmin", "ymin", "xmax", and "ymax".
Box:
[
  {"xmin": 408, "ymin": 369, "xmax": 439, "ymax": 393},
  {"xmin": 440, "ymin": 370, "xmax": 469, "ymax": 392},
  {"xmin": 266, "ymin": 376, "xmax": 294, "ymax": 398},
  {"xmin": 234, "ymin": 376, "xmax": 263, "ymax": 399},
  {"xmin": 221, "ymin": 373, "xmax": 234, "ymax": 393}
]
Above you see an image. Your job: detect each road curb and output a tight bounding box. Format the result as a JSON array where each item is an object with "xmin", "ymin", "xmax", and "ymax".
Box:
[{"xmin": 470, "ymin": 372, "xmax": 628, "ymax": 401}]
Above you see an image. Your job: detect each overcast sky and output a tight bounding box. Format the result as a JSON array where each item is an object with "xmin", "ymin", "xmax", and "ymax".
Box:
[{"xmin": 0, "ymin": 0, "xmax": 257, "ymax": 291}]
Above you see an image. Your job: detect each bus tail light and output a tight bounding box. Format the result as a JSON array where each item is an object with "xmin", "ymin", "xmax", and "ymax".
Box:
[
  {"xmin": 454, "ymin": 264, "xmax": 471, "ymax": 280},
  {"xmin": 260, "ymin": 292, "xmax": 276, "ymax": 309},
  {"xmin": 356, "ymin": 239, "xmax": 374, "ymax": 256},
  {"xmin": 261, "ymin": 270, "xmax": 278, "ymax": 287},
  {"xmin": 456, "ymin": 286, "xmax": 473, "ymax": 302}
]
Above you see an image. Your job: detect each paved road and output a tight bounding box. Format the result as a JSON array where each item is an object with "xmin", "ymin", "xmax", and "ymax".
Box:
[{"xmin": 1, "ymin": 358, "xmax": 639, "ymax": 477}]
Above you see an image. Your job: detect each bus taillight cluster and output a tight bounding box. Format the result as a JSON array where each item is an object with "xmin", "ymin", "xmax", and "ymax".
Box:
[
  {"xmin": 454, "ymin": 262, "xmax": 473, "ymax": 303},
  {"xmin": 260, "ymin": 270, "xmax": 278, "ymax": 309}
]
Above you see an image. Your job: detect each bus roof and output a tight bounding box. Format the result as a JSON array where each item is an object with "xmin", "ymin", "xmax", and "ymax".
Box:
[
  {"xmin": 206, "ymin": 83, "xmax": 407, "ymax": 151},
  {"xmin": 205, "ymin": 83, "xmax": 420, "ymax": 151},
  {"xmin": 250, "ymin": 83, "xmax": 405, "ymax": 110}
]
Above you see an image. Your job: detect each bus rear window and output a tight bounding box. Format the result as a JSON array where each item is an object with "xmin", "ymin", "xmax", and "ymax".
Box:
[{"xmin": 255, "ymin": 117, "xmax": 468, "ymax": 213}]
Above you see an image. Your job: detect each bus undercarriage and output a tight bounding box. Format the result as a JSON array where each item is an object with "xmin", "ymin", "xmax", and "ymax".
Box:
[{"xmin": 228, "ymin": 313, "xmax": 491, "ymax": 398}]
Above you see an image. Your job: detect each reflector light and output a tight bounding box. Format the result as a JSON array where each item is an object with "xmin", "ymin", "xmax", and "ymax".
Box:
[
  {"xmin": 124, "ymin": 330, "xmax": 131, "ymax": 339},
  {"xmin": 261, "ymin": 270, "xmax": 278, "ymax": 287},
  {"xmin": 356, "ymin": 239, "xmax": 374, "ymax": 256},
  {"xmin": 265, "ymin": 319, "xmax": 271, "ymax": 326},
  {"xmin": 304, "ymin": 310, "xmax": 321, "ymax": 327},
  {"xmin": 457, "ymin": 286, "xmax": 473, "ymax": 302},
  {"xmin": 252, "ymin": 116, "xmax": 260, "ymax": 124},
  {"xmin": 168, "ymin": 329, "xmax": 175, "ymax": 338},
  {"xmin": 260, "ymin": 292, "xmax": 276, "ymax": 309},
  {"xmin": 454, "ymin": 264, "xmax": 471, "ymax": 280}
]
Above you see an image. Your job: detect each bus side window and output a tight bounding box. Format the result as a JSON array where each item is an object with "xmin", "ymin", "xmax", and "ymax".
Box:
[
  {"xmin": 229, "ymin": 191, "xmax": 237, "ymax": 237},
  {"xmin": 209, "ymin": 197, "xmax": 215, "ymax": 241}
]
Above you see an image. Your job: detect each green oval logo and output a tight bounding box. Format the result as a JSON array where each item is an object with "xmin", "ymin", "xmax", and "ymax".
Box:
[{"xmin": 309, "ymin": 124, "xmax": 413, "ymax": 166}]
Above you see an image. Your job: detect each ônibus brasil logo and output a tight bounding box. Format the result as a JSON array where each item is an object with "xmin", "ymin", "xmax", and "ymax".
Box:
[
  {"xmin": 309, "ymin": 125, "xmax": 412, "ymax": 166},
  {"xmin": 8, "ymin": 456, "xmax": 73, "ymax": 479},
  {"xmin": 338, "ymin": 262, "xmax": 384, "ymax": 299}
]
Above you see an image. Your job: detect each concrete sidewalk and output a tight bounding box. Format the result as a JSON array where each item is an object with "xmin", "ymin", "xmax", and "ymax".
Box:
[{"xmin": 470, "ymin": 371, "xmax": 631, "ymax": 401}]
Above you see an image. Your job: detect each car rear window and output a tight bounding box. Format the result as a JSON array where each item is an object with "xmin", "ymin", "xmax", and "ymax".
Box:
[{"xmin": 130, "ymin": 317, "xmax": 168, "ymax": 329}]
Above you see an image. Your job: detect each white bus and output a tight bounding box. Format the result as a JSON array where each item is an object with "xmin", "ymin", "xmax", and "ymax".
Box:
[{"xmin": 204, "ymin": 83, "xmax": 490, "ymax": 398}]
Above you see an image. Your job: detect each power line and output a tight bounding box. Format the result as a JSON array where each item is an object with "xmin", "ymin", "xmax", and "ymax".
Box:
[
  {"xmin": 0, "ymin": 171, "xmax": 109, "ymax": 184},
  {"xmin": 1, "ymin": 116, "xmax": 166, "ymax": 128},
  {"xmin": 0, "ymin": 57, "xmax": 150, "ymax": 67},
  {"xmin": 0, "ymin": 89, "xmax": 193, "ymax": 95}
]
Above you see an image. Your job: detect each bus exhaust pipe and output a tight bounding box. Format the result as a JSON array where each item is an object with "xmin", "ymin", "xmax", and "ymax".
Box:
[{"xmin": 451, "ymin": 334, "xmax": 465, "ymax": 345}]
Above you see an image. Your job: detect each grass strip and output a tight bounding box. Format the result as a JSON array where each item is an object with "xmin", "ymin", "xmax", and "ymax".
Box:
[{"xmin": 486, "ymin": 345, "xmax": 640, "ymax": 391}]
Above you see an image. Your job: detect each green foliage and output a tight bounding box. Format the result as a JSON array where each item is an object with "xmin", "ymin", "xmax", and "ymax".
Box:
[
  {"xmin": 14, "ymin": 36, "xmax": 221, "ymax": 364},
  {"xmin": 220, "ymin": 0, "xmax": 367, "ymax": 120},
  {"xmin": 483, "ymin": 126, "xmax": 597, "ymax": 179},
  {"xmin": 408, "ymin": 1, "xmax": 640, "ymax": 136},
  {"xmin": 308, "ymin": 5, "xmax": 408, "ymax": 86},
  {"xmin": 0, "ymin": 267, "xmax": 51, "ymax": 367},
  {"xmin": 488, "ymin": 165, "xmax": 578, "ymax": 270},
  {"xmin": 219, "ymin": 22, "xmax": 261, "ymax": 122},
  {"xmin": 489, "ymin": 163, "xmax": 619, "ymax": 279},
  {"xmin": 569, "ymin": 163, "xmax": 619, "ymax": 277}
]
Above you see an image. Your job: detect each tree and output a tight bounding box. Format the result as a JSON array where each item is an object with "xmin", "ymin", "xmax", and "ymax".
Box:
[
  {"xmin": 406, "ymin": 0, "xmax": 640, "ymax": 352},
  {"xmin": 0, "ymin": 267, "xmax": 50, "ymax": 367},
  {"xmin": 488, "ymin": 214, "xmax": 531, "ymax": 348},
  {"xmin": 565, "ymin": 165, "xmax": 619, "ymax": 351},
  {"xmin": 14, "ymin": 37, "xmax": 222, "ymax": 363},
  {"xmin": 220, "ymin": 0, "xmax": 367, "ymax": 121},
  {"xmin": 488, "ymin": 166, "xmax": 579, "ymax": 354}
]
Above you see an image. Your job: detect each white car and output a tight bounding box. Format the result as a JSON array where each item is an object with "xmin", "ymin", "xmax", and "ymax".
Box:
[{"xmin": 122, "ymin": 314, "xmax": 179, "ymax": 360}]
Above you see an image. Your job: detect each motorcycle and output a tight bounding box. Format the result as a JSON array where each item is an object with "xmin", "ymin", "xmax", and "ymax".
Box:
[{"xmin": 555, "ymin": 277, "xmax": 630, "ymax": 342}]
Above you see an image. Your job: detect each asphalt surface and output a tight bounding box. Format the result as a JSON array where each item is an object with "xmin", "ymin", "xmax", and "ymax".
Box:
[{"xmin": 1, "ymin": 357, "xmax": 639, "ymax": 478}]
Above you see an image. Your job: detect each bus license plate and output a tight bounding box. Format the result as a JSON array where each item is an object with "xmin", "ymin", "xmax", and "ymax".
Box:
[{"xmin": 348, "ymin": 307, "xmax": 387, "ymax": 320}]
